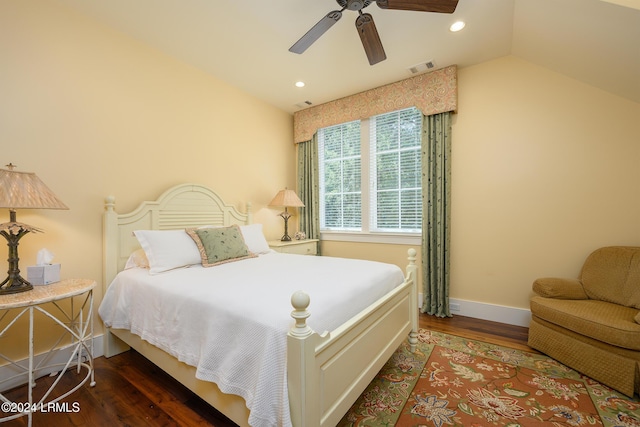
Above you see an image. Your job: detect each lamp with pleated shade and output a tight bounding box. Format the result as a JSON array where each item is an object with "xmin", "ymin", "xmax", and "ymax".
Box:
[
  {"xmin": 0, "ymin": 163, "xmax": 68, "ymax": 294},
  {"xmin": 268, "ymin": 189, "xmax": 304, "ymax": 242}
]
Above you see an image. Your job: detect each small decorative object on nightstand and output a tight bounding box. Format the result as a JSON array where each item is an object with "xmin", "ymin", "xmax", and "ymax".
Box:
[{"xmin": 269, "ymin": 238, "xmax": 319, "ymax": 256}]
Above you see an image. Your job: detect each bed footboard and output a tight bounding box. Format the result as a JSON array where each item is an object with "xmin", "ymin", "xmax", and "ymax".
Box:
[{"xmin": 287, "ymin": 249, "xmax": 419, "ymax": 427}]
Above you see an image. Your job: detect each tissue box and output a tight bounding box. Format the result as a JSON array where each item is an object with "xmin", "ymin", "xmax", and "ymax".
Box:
[{"xmin": 27, "ymin": 264, "xmax": 61, "ymax": 285}]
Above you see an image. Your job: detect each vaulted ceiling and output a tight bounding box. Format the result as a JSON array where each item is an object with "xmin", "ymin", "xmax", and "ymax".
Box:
[{"xmin": 54, "ymin": 0, "xmax": 640, "ymax": 113}]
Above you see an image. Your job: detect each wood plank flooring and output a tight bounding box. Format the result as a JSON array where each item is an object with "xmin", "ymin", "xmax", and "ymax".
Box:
[{"xmin": 1, "ymin": 314, "xmax": 532, "ymax": 426}]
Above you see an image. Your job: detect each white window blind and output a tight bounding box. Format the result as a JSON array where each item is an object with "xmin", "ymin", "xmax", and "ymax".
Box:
[
  {"xmin": 318, "ymin": 120, "xmax": 361, "ymax": 231},
  {"xmin": 318, "ymin": 107, "xmax": 422, "ymax": 240},
  {"xmin": 369, "ymin": 107, "xmax": 422, "ymax": 232}
]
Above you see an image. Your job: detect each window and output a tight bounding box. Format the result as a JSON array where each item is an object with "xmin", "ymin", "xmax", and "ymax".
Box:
[
  {"xmin": 318, "ymin": 107, "xmax": 422, "ymax": 243},
  {"xmin": 319, "ymin": 120, "xmax": 361, "ymax": 230}
]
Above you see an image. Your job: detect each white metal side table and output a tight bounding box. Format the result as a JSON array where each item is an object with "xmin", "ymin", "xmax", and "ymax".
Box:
[{"xmin": 0, "ymin": 278, "xmax": 96, "ymax": 426}]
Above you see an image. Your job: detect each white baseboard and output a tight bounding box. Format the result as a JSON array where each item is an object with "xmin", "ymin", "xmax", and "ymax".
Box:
[
  {"xmin": 418, "ymin": 292, "xmax": 531, "ymax": 327},
  {"xmin": 0, "ymin": 334, "xmax": 104, "ymax": 393},
  {"xmin": 449, "ymin": 298, "xmax": 531, "ymax": 327}
]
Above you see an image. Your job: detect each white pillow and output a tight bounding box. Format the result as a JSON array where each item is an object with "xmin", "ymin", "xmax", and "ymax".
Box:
[
  {"xmin": 124, "ymin": 248, "xmax": 150, "ymax": 270},
  {"xmin": 240, "ymin": 224, "xmax": 270, "ymax": 254},
  {"xmin": 134, "ymin": 229, "xmax": 201, "ymax": 274}
]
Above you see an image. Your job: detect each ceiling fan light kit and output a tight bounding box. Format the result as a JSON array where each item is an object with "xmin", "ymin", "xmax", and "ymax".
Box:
[{"xmin": 289, "ymin": 0, "xmax": 459, "ymax": 65}]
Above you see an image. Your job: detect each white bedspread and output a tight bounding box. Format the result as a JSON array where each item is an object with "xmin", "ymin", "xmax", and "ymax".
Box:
[{"xmin": 99, "ymin": 252, "xmax": 404, "ymax": 427}]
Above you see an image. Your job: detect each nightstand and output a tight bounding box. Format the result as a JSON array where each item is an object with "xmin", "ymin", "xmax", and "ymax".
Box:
[
  {"xmin": 0, "ymin": 279, "xmax": 96, "ymax": 426},
  {"xmin": 269, "ymin": 239, "xmax": 319, "ymax": 256}
]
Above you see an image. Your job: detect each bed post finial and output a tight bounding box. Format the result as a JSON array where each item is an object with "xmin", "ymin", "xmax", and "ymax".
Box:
[
  {"xmin": 408, "ymin": 247, "xmax": 417, "ymax": 264},
  {"xmin": 105, "ymin": 196, "xmax": 115, "ymax": 212},
  {"xmin": 290, "ymin": 291, "xmax": 312, "ymax": 338}
]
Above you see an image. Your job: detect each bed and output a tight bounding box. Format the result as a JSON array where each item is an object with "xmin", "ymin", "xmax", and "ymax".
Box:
[{"xmin": 101, "ymin": 183, "xmax": 419, "ymax": 427}]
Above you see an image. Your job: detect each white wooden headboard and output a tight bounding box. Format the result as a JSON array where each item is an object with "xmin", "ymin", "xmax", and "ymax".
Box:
[{"xmin": 103, "ymin": 183, "xmax": 252, "ymax": 288}]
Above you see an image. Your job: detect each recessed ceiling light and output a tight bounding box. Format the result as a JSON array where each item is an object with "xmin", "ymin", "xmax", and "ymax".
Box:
[
  {"xmin": 449, "ymin": 21, "xmax": 466, "ymax": 32},
  {"xmin": 295, "ymin": 81, "xmax": 305, "ymax": 88}
]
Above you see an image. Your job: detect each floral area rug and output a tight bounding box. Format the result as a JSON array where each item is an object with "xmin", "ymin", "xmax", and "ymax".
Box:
[{"xmin": 338, "ymin": 329, "xmax": 640, "ymax": 427}]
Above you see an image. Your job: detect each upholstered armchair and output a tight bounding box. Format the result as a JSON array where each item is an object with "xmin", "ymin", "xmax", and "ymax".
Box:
[{"xmin": 528, "ymin": 246, "xmax": 640, "ymax": 397}]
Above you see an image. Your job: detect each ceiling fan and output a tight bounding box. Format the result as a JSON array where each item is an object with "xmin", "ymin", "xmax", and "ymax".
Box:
[{"xmin": 289, "ymin": 0, "xmax": 460, "ymax": 65}]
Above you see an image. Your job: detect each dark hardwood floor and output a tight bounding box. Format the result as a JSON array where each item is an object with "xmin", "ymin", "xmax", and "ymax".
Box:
[{"xmin": 1, "ymin": 314, "xmax": 532, "ymax": 426}]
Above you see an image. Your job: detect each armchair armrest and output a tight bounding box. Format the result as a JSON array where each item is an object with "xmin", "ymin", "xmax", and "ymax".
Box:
[{"xmin": 532, "ymin": 277, "xmax": 589, "ymax": 300}]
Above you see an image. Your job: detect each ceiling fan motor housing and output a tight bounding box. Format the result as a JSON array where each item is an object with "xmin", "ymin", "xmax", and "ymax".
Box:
[{"xmin": 338, "ymin": 0, "xmax": 373, "ymax": 11}]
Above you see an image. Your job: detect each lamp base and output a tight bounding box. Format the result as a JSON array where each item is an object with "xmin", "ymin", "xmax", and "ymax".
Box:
[
  {"xmin": 0, "ymin": 213, "xmax": 37, "ymax": 295},
  {"xmin": 279, "ymin": 210, "xmax": 293, "ymax": 242},
  {"xmin": 0, "ymin": 276, "xmax": 33, "ymax": 295}
]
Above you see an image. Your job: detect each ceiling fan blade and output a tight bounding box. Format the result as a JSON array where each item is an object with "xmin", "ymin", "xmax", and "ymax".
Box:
[
  {"xmin": 355, "ymin": 13, "xmax": 386, "ymax": 65},
  {"xmin": 376, "ymin": 0, "xmax": 459, "ymax": 13},
  {"xmin": 289, "ymin": 10, "xmax": 343, "ymax": 54}
]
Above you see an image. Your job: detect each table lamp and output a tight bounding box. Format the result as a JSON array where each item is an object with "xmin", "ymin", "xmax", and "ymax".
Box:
[
  {"xmin": 0, "ymin": 163, "xmax": 68, "ymax": 295},
  {"xmin": 268, "ymin": 189, "xmax": 304, "ymax": 242}
]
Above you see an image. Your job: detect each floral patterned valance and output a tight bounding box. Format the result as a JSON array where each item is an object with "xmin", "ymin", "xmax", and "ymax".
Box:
[{"xmin": 293, "ymin": 65, "xmax": 457, "ymax": 143}]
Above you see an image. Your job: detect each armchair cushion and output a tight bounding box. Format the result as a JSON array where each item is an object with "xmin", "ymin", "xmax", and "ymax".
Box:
[
  {"xmin": 636, "ymin": 311, "xmax": 640, "ymax": 324},
  {"xmin": 530, "ymin": 297, "xmax": 640, "ymax": 350},
  {"xmin": 580, "ymin": 246, "xmax": 640, "ymax": 309},
  {"xmin": 532, "ymin": 277, "xmax": 588, "ymax": 299}
]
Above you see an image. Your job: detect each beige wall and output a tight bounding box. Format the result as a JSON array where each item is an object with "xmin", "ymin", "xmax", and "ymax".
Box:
[
  {"xmin": 0, "ymin": 0, "xmax": 293, "ymax": 360},
  {"xmin": 324, "ymin": 56, "xmax": 640, "ymax": 313},
  {"xmin": 453, "ymin": 56, "xmax": 639, "ymax": 309}
]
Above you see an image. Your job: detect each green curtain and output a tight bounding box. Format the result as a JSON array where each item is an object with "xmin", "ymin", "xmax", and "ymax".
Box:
[
  {"xmin": 296, "ymin": 136, "xmax": 321, "ymax": 254},
  {"xmin": 421, "ymin": 112, "xmax": 452, "ymax": 317}
]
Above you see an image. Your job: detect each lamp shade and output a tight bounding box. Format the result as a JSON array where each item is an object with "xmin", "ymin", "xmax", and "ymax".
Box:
[
  {"xmin": 0, "ymin": 168, "xmax": 68, "ymax": 210},
  {"xmin": 268, "ymin": 189, "xmax": 304, "ymax": 208}
]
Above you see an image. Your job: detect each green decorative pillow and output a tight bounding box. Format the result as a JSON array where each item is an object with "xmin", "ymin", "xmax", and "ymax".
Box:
[{"xmin": 186, "ymin": 225, "xmax": 256, "ymax": 267}]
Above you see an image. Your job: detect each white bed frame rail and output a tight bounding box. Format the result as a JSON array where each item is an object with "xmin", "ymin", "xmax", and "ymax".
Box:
[
  {"xmin": 288, "ymin": 249, "xmax": 418, "ymax": 426},
  {"xmin": 102, "ymin": 183, "xmax": 419, "ymax": 427}
]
